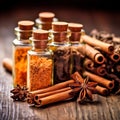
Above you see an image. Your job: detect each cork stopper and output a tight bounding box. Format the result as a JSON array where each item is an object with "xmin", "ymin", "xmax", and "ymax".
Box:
[
  {"xmin": 68, "ymin": 23, "xmax": 83, "ymax": 42},
  {"xmin": 18, "ymin": 20, "xmax": 34, "ymax": 30},
  {"xmin": 52, "ymin": 22, "xmax": 68, "ymax": 32},
  {"xmin": 39, "ymin": 12, "xmax": 55, "ymax": 22},
  {"xmin": 33, "ymin": 29, "xmax": 49, "ymax": 40},
  {"xmin": 68, "ymin": 23, "xmax": 83, "ymax": 32}
]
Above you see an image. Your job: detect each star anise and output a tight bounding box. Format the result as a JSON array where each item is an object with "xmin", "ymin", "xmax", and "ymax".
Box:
[
  {"xmin": 70, "ymin": 72, "xmax": 97, "ymax": 103},
  {"xmin": 10, "ymin": 84, "xmax": 28, "ymax": 101}
]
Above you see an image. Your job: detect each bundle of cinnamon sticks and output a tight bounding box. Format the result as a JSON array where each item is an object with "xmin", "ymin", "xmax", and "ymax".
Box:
[{"xmin": 81, "ymin": 29, "xmax": 120, "ymax": 95}]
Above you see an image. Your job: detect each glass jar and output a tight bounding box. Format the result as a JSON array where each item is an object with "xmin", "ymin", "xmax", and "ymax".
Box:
[
  {"xmin": 68, "ymin": 23, "xmax": 85, "ymax": 75},
  {"xmin": 48, "ymin": 21, "xmax": 71, "ymax": 84},
  {"xmin": 35, "ymin": 12, "xmax": 58, "ymax": 30},
  {"xmin": 27, "ymin": 29, "xmax": 53, "ymax": 91},
  {"xmin": 12, "ymin": 20, "xmax": 34, "ymax": 87}
]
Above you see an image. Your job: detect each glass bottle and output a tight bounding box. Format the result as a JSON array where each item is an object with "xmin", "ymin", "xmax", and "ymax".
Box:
[
  {"xmin": 48, "ymin": 21, "xmax": 71, "ymax": 84},
  {"xmin": 68, "ymin": 23, "xmax": 85, "ymax": 74},
  {"xmin": 12, "ymin": 20, "xmax": 34, "ymax": 87},
  {"xmin": 35, "ymin": 12, "xmax": 58, "ymax": 30},
  {"xmin": 27, "ymin": 29, "xmax": 53, "ymax": 91}
]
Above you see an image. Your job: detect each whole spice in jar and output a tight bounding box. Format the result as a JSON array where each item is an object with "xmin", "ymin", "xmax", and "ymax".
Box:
[{"xmin": 27, "ymin": 29, "xmax": 53, "ymax": 91}]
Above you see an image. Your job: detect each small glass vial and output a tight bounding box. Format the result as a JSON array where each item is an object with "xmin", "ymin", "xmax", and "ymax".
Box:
[
  {"xmin": 68, "ymin": 23, "xmax": 84, "ymax": 74},
  {"xmin": 27, "ymin": 29, "xmax": 53, "ymax": 91},
  {"xmin": 12, "ymin": 20, "xmax": 34, "ymax": 87},
  {"xmin": 35, "ymin": 12, "xmax": 58, "ymax": 30},
  {"xmin": 48, "ymin": 21, "xmax": 71, "ymax": 84}
]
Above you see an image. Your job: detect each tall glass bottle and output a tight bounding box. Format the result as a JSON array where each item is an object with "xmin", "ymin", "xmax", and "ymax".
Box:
[
  {"xmin": 27, "ymin": 29, "xmax": 53, "ymax": 91},
  {"xmin": 35, "ymin": 12, "xmax": 58, "ymax": 30},
  {"xmin": 49, "ymin": 21, "xmax": 71, "ymax": 84},
  {"xmin": 12, "ymin": 20, "xmax": 34, "ymax": 87},
  {"xmin": 68, "ymin": 23, "xmax": 84, "ymax": 74}
]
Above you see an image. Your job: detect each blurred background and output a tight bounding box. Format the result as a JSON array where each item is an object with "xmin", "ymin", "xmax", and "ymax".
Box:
[{"xmin": 0, "ymin": 0, "xmax": 120, "ymax": 49}]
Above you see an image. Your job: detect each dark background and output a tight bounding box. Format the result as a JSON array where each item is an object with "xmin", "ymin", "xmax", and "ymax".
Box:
[{"xmin": 0, "ymin": 0, "xmax": 120, "ymax": 45}]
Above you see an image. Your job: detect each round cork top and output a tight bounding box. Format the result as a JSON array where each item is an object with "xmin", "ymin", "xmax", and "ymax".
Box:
[
  {"xmin": 39, "ymin": 12, "xmax": 55, "ymax": 22},
  {"xmin": 18, "ymin": 20, "xmax": 34, "ymax": 30},
  {"xmin": 33, "ymin": 29, "xmax": 49, "ymax": 40},
  {"xmin": 52, "ymin": 21, "xmax": 68, "ymax": 32},
  {"xmin": 68, "ymin": 23, "xmax": 83, "ymax": 32}
]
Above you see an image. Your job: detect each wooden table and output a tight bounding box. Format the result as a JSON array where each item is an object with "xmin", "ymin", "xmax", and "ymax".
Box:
[{"xmin": 0, "ymin": 5, "xmax": 120, "ymax": 120}]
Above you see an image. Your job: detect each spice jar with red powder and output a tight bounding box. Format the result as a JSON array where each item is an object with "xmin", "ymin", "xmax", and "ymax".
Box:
[
  {"xmin": 27, "ymin": 29, "xmax": 53, "ymax": 91},
  {"xmin": 12, "ymin": 20, "xmax": 35, "ymax": 87}
]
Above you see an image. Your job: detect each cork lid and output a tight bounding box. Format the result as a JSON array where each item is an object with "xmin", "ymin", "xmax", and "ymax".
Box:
[
  {"xmin": 39, "ymin": 12, "xmax": 55, "ymax": 22},
  {"xmin": 18, "ymin": 20, "xmax": 34, "ymax": 30},
  {"xmin": 52, "ymin": 21, "xmax": 68, "ymax": 32},
  {"xmin": 68, "ymin": 23, "xmax": 83, "ymax": 32},
  {"xmin": 33, "ymin": 29, "xmax": 49, "ymax": 40}
]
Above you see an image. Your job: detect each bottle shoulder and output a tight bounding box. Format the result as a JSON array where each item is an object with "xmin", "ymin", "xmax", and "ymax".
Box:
[{"xmin": 12, "ymin": 39, "xmax": 31, "ymax": 46}]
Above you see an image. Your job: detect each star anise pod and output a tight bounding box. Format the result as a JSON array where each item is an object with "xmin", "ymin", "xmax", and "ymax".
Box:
[
  {"xmin": 70, "ymin": 75, "xmax": 97, "ymax": 103},
  {"xmin": 10, "ymin": 84, "xmax": 28, "ymax": 101}
]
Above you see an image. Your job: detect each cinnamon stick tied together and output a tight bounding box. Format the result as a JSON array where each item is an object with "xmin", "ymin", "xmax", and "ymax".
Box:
[
  {"xmin": 83, "ymin": 71, "xmax": 114, "ymax": 90},
  {"xmin": 81, "ymin": 35, "xmax": 114, "ymax": 54}
]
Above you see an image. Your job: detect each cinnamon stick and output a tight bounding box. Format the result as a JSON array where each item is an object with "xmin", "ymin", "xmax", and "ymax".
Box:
[
  {"xmin": 81, "ymin": 35, "xmax": 114, "ymax": 54},
  {"xmin": 96, "ymin": 85, "xmax": 109, "ymax": 96},
  {"xmin": 2, "ymin": 58, "xmax": 12, "ymax": 73},
  {"xmin": 71, "ymin": 71, "xmax": 84, "ymax": 83},
  {"xmin": 83, "ymin": 71, "xmax": 114, "ymax": 89},
  {"xmin": 86, "ymin": 44, "xmax": 105, "ymax": 64},
  {"xmin": 29, "ymin": 79, "xmax": 74, "ymax": 94},
  {"xmin": 95, "ymin": 66, "xmax": 107, "ymax": 76},
  {"xmin": 109, "ymin": 52, "xmax": 120, "ymax": 62},
  {"xmin": 83, "ymin": 58, "xmax": 94, "ymax": 70},
  {"xmin": 34, "ymin": 87, "xmax": 71, "ymax": 104},
  {"xmin": 26, "ymin": 80, "xmax": 75, "ymax": 104},
  {"xmin": 34, "ymin": 89, "xmax": 73, "ymax": 107}
]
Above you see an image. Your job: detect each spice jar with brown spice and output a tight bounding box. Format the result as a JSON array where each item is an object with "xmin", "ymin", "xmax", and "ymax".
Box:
[
  {"xmin": 48, "ymin": 21, "xmax": 71, "ymax": 84},
  {"xmin": 12, "ymin": 20, "xmax": 35, "ymax": 87},
  {"xmin": 27, "ymin": 29, "xmax": 53, "ymax": 91},
  {"xmin": 68, "ymin": 23, "xmax": 85, "ymax": 74}
]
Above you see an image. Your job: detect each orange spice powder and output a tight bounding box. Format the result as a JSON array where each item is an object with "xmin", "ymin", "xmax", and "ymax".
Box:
[
  {"xmin": 13, "ymin": 47, "xmax": 31, "ymax": 87},
  {"xmin": 28, "ymin": 56, "xmax": 53, "ymax": 91}
]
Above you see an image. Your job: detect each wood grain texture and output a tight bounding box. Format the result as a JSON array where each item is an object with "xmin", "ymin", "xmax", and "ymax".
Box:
[{"xmin": 0, "ymin": 6, "xmax": 120, "ymax": 120}]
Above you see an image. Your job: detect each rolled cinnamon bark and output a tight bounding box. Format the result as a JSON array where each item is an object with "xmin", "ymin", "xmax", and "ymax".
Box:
[
  {"xmin": 2, "ymin": 58, "xmax": 12, "ymax": 72},
  {"xmin": 34, "ymin": 87, "xmax": 71, "ymax": 102},
  {"xmin": 96, "ymin": 85, "xmax": 109, "ymax": 96},
  {"xmin": 34, "ymin": 89, "xmax": 73, "ymax": 107},
  {"xmin": 96, "ymin": 66, "xmax": 107, "ymax": 76},
  {"xmin": 83, "ymin": 58, "xmax": 94, "ymax": 70},
  {"xmin": 109, "ymin": 52, "xmax": 120, "ymax": 62},
  {"xmin": 85, "ymin": 44, "xmax": 105, "ymax": 64},
  {"xmin": 71, "ymin": 71, "xmax": 84, "ymax": 83},
  {"xmin": 83, "ymin": 71, "xmax": 114, "ymax": 89},
  {"xmin": 81, "ymin": 35, "xmax": 114, "ymax": 54}
]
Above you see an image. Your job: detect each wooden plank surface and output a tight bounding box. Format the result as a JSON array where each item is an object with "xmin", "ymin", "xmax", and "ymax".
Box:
[{"xmin": 0, "ymin": 6, "xmax": 120, "ymax": 120}]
